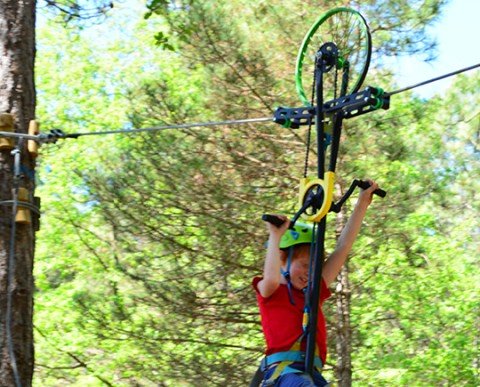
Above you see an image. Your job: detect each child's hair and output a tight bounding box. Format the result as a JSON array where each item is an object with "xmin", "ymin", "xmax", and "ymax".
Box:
[
  {"xmin": 280, "ymin": 243, "xmax": 326, "ymax": 265},
  {"xmin": 279, "ymin": 243, "xmax": 311, "ymax": 264}
]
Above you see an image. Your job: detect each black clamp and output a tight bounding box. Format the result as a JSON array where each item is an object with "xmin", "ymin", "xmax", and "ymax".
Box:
[
  {"xmin": 38, "ymin": 129, "xmax": 68, "ymax": 144},
  {"xmin": 273, "ymin": 86, "xmax": 390, "ymax": 128}
]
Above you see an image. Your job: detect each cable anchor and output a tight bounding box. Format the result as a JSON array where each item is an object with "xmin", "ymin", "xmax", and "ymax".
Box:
[{"xmin": 38, "ymin": 129, "xmax": 67, "ymax": 144}]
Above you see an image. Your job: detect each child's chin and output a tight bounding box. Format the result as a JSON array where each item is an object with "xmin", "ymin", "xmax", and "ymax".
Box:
[{"xmin": 294, "ymin": 283, "xmax": 307, "ymax": 290}]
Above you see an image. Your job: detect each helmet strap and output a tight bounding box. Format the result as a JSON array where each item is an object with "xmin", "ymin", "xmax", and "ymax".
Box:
[{"xmin": 280, "ymin": 247, "xmax": 296, "ymax": 305}]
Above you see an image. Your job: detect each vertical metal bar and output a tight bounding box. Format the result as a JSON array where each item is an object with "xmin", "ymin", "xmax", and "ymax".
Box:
[
  {"xmin": 305, "ymin": 57, "xmax": 327, "ymax": 378},
  {"xmin": 315, "ymin": 57, "xmax": 325, "ymax": 180},
  {"xmin": 328, "ymin": 114, "xmax": 343, "ymax": 172},
  {"xmin": 305, "ymin": 217, "xmax": 326, "ymax": 376}
]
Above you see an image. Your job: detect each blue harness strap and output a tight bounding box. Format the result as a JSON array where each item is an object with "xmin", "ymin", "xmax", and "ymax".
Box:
[
  {"xmin": 280, "ymin": 247, "xmax": 296, "ymax": 305},
  {"xmin": 262, "ymin": 350, "xmax": 323, "ymax": 369}
]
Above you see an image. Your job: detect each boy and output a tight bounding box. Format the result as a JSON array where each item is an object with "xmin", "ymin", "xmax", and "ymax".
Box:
[{"xmin": 253, "ymin": 180, "xmax": 378, "ymax": 386}]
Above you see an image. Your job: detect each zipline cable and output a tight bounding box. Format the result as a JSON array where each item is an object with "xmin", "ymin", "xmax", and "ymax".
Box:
[
  {"xmin": 63, "ymin": 117, "xmax": 273, "ymax": 138},
  {"xmin": 0, "ymin": 64, "xmax": 478, "ymax": 144},
  {"xmin": 0, "ymin": 61, "xmax": 478, "ymax": 144},
  {"xmin": 0, "ymin": 117, "xmax": 273, "ymax": 142},
  {"xmin": 386, "ymin": 62, "xmax": 480, "ymax": 96}
]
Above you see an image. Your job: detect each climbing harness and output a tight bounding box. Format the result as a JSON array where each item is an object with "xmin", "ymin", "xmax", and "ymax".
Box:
[{"xmin": 261, "ymin": 336, "xmax": 323, "ymax": 386}]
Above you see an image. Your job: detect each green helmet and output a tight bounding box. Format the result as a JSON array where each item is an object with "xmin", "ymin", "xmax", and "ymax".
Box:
[{"xmin": 279, "ymin": 221, "xmax": 314, "ymax": 249}]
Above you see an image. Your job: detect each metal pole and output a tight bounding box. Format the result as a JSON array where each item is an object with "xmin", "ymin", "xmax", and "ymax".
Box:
[
  {"xmin": 305, "ymin": 53, "xmax": 327, "ymax": 377},
  {"xmin": 305, "ymin": 218, "xmax": 326, "ymax": 376}
]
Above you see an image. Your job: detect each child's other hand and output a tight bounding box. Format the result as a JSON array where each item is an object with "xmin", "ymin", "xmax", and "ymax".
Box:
[{"xmin": 358, "ymin": 179, "xmax": 378, "ymax": 207}]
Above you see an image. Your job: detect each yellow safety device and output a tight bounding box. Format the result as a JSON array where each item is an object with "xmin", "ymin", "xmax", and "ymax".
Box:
[{"xmin": 298, "ymin": 171, "xmax": 335, "ymax": 223}]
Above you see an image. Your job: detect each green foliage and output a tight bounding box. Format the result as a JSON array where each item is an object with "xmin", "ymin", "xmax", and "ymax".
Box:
[
  {"xmin": 333, "ymin": 73, "xmax": 480, "ymax": 385},
  {"xmin": 33, "ymin": 0, "xmax": 479, "ymax": 386}
]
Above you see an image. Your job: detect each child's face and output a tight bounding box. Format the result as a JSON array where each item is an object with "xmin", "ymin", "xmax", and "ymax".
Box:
[{"xmin": 284, "ymin": 244, "xmax": 310, "ymax": 290}]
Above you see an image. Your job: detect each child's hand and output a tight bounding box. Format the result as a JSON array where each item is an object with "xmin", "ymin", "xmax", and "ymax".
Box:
[
  {"xmin": 264, "ymin": 214, "xmax": 290, "ymax": 238},
  {"xmin": 358, "ymin": 179, "xmax": 378, "ymax": 207}
]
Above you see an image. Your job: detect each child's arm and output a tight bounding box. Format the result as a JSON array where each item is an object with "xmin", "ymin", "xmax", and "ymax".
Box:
[
  {"xmin": 257, "ymin": 215, "xmax": 290, "ymax": 298},
  {"xmin": 322, "ymin": 180, "xmax": 378, "ymax": 286}
]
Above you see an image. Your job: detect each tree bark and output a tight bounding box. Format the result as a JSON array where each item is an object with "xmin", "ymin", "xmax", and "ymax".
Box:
[
  {"xmin": 333, "ymin": 183, "xmax": 353, "ymax": 387},
  {"xmin": 0, "ymin": 0, "xmax": 36, "ymax": 385}
]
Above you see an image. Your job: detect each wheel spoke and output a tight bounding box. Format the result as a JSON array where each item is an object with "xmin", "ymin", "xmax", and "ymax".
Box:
[{"xmin": 295, "ymin": 8, "xmax": 372, "ymax": 106}]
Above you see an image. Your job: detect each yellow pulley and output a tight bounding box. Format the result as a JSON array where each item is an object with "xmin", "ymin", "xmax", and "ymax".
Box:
[{"xmin": 298, "ymin": 171, "xmax": 335, "ymax": 223}]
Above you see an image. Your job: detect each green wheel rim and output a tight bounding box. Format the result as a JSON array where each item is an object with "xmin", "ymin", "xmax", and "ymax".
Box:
[{"xmin": 295, "ymin": 7, "xmax": 372, "ymax": 106}]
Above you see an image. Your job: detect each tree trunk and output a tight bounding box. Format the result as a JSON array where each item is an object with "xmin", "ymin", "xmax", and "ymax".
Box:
[
  {"xmin": 0, "ymin": 0, "xmax": 36, "ymax": 385},
  {"xmin": 333, "ymin": 183, "xmax": 353, "ymax": 387}
]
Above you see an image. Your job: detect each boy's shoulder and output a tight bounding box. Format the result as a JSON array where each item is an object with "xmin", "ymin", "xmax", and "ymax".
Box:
[{"xmin": 252, "ymin": 276, "xmax": 263, "ymax": 292}]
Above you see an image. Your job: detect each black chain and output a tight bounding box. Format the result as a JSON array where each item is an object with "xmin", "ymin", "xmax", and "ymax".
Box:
[
  {"xmin": 341, "ymin": 61, "xmax": 350, "ymax": 97},
  {"xmin": 334, "ymin": 67, "xmax": 338, "ymax": 100},
  {"xmin": 303, "ymin": 59, "xmax": 318, "ymax": 178}
]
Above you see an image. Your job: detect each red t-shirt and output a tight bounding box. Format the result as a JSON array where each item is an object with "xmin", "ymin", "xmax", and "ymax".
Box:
[{"xmin": 252, "ymin": 276, "xmax": 331, "ymax": 364}]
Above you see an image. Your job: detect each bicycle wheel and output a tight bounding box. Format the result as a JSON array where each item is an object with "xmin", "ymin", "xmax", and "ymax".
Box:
[{"xmin": 295, "ymin": 7, "xmax": 371, "ymax": 106}]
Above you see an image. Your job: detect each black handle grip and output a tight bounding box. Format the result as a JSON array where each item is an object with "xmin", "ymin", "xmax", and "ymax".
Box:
[
  {"xmin": 356, "ymin": 180, "xmax": 387, "ymax": 198},
  {"xmin": 262, "ymin": 214, "xmax": 286, "ymax": 227}
]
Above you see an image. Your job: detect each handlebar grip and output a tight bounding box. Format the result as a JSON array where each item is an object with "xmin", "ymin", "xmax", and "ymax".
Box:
[
  {"xmin": 262, "ymin": 214, "xmax": 286, "ymax": 227},
  {"xmin": 356, "ymin": 180, "xmax": 387, "ymax": 198}
]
